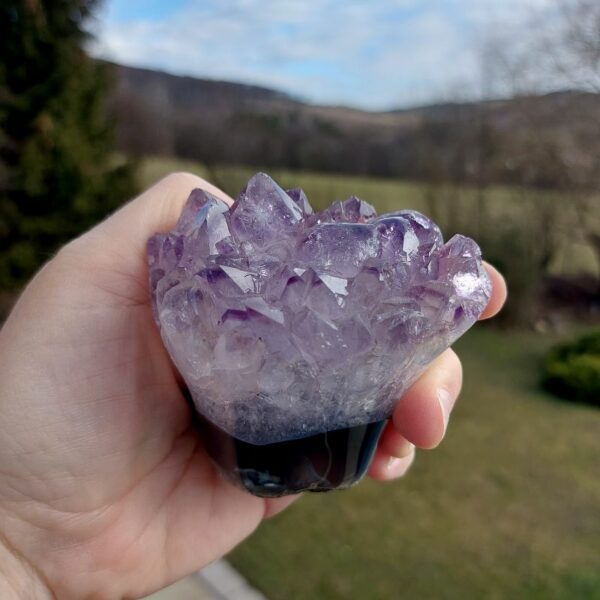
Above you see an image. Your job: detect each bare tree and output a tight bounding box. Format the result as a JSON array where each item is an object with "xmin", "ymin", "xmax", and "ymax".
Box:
[{"xmin": 471, "ymin": 0, "xmax": 600, "ymax": 323}]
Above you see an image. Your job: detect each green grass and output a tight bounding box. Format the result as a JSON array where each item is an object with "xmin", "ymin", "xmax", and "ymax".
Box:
[
  {"xmin": 137, "ymin": 157, "xmax": 428, "ymax": 213},
  {"xmin": 138, "ymin": 156, "xmax": 599, "ymax": 279},
  {"xmin": 228, "ymin": 327, "xmax": 600, "ymax": 599},
  {"xmin": 137, "ymin": 156, "xmax": 212, "ymax": 188}
]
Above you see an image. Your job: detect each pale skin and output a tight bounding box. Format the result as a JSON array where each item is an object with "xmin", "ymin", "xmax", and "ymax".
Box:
[{"xmin": 0, "ymin": 173, "xmax": 507, "ymax": 599}]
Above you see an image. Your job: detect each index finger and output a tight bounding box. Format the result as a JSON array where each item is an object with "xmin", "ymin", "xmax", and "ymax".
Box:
[{"xmin": 480, "ymin": 262, "xmax": 507, "ymax": 320}]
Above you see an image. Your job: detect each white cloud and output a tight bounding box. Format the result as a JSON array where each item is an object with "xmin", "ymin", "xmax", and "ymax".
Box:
[{"xmin": 90, "ymin": 0, "xmax": 570, "ymax": 109}]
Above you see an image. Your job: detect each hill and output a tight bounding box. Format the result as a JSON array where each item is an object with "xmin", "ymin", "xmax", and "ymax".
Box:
[{"xmin": 108, "ymin": 62, "xmax": 600, "ymax": 184}]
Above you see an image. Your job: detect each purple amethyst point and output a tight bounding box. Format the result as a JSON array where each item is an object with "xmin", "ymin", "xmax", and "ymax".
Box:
[{"xmin": 148, "ymin": 174, "xmax": 491, "ymax": 445}]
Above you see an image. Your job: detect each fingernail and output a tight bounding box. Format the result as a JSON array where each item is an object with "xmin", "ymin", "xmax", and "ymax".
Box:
[
  {"xmin": 387, "ymin": 456, "xmax": 401, "ymax": 471},
  {"xmin": 438, "ymin": 388, "xmax": 454, "ymax": 429}
]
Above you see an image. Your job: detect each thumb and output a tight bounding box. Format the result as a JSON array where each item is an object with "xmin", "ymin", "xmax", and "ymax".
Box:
[{"xmin": 70, "ymin": 172, "xmax": 233, "ymax": 284}]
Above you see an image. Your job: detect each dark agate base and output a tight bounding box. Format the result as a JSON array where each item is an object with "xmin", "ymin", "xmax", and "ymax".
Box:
[{"xmin": 198, "ymin": 415, "xmax": 387, "ymax": 497}]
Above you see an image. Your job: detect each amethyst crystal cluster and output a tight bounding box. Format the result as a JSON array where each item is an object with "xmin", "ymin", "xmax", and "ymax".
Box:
[{"xmin": 149, "ymin": 174, "xmax": 491, "ymax": 448}]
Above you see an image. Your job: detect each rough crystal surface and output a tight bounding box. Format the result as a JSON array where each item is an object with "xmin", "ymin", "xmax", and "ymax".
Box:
[{"xmin": 149, "ymin": 173, "xmax": 491, "ymax": 445}]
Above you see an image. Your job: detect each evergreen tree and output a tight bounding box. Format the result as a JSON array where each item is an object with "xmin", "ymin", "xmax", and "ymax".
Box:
[{"xmin": 0, "ymin": 0, "xmax": 137, "ymax": 288}]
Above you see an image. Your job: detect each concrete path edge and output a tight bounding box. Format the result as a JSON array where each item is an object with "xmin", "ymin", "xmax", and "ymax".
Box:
[{"xmin": 196, "ymin": 559, "xmax": 267, "ymax": 600}]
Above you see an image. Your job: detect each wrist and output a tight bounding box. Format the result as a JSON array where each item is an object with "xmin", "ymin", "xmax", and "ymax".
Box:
[{"xmin": 0, "ymin": 532, "xmax": 53, "ymax": 600}]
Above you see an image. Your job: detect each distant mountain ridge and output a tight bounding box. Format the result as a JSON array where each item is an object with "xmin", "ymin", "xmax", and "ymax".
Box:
[
  {"xmin": 108, "ymin": 62, "xmax": 600, "ymax": 184},
  {"xmin": 111, "ymin": 62, "xmax": 295, "ymax": 108}
]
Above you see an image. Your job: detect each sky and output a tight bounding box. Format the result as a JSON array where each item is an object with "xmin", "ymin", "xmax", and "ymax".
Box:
[{"xmin": 91, "ymin": 0, "xmax": 555, "ymax": 110}]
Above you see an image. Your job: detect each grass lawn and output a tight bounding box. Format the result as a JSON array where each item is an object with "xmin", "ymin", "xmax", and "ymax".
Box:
[
  {"xmin": 138, "ymin": 157, "xmax": 599, "ymax": 279},
  {"xmin": 228, "ymin": 327, "xmax": 600, "ymax": 599},
  {"xmin": 137, "ymin": 158, "xmax": 428, "ymax": 216}
]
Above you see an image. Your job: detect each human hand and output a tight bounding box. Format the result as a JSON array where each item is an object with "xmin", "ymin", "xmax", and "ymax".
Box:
[{"xmin": 0, "ymin": 173, "xmax": 506, "ymax": 599}]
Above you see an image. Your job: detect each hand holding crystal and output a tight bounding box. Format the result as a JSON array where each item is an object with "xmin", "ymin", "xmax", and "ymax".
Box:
[{"xmin": 0, "ymin": 174, "xmax": 506, "ymax": 599}]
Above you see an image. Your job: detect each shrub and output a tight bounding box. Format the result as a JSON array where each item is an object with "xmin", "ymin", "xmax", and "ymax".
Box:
[{"xmin": 542, "ymin": 331, "xmax": 600, "ymax": 406}]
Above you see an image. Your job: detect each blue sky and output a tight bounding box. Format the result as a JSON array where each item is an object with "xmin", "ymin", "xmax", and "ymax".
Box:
[{"xmin": 92, "ymin": 0, "xmax": 553, "ymax": 110}]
